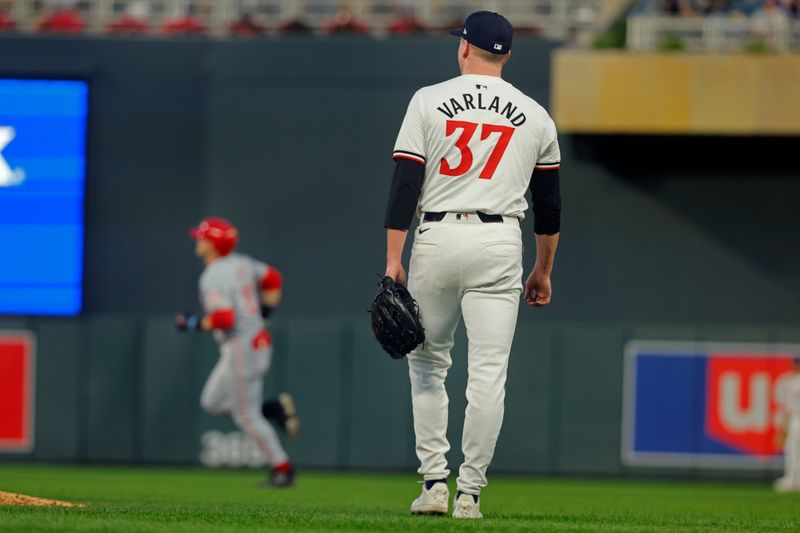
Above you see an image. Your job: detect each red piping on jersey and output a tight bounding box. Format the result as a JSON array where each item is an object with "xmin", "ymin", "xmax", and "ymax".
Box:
[
  {"xmin": 259, "ymin": 268, "xmax": 283, "ymax": 291},
  {"xmin": 393, "ymin": 154, "xmax": 426, "ymax": 165},
  {"xmin": 535, "ymin": 164, "xmax": 560, "ymax": 171},
  {"xmin": 207, "ymin": 308, "xmax": 235, "ymax": 330}
]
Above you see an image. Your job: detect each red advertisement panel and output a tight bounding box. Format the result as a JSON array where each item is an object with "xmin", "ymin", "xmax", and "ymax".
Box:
[
  {"xmin": 706, "ymin": 354, "xmax": 793, "ymax": 457},
  {"xmin": 0, "ymin": 333, "xmax": 35, "ymax": 452}
]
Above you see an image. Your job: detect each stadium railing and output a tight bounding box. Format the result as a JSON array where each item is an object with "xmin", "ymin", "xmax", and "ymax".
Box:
[{"xmin": 627, "ymin": 14, "xmax": 800, "ymax": 52}]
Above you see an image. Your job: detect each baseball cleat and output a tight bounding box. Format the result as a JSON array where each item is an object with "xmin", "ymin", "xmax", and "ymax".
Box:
[
  {"xmin": 410, "ymin": 481, "xmax": 449, "ymax": 515},
  {"xmin": 260, "ymin": 464, "xmax": 296, "ymax": 489},
  {"xmin": 773, "ymin": 477, "xmax": 800, "ymax": 493},
  {"xmin": 452, "ymin": 492, "xmax": 482, "ymax": 519},
  {"xmin": 278, "ymin": 392, "xmax": 301, "ymax": 438}
]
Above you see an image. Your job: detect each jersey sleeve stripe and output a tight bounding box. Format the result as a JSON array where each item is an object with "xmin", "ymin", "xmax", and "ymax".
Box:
[
  {"xmin": 393, "ymin": 150, "xmax": 426, "ymax": 164},
  {"xmin": 535, "ymin": 162, "xmax": 560, "ymax": 170},
  {"xmin": 394, "ymin": 154, "xmax": 426, "ymax": 165}
]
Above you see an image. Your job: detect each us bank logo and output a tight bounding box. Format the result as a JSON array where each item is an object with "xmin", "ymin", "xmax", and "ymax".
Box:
[
  {"xmin": 0, "ymin": 126, "xmax": 25, "ymax": 187},
  {"xmin": 706, "ymin": 356, "xmax": 791, "ymax": 457},
  {"xmin": 622, "ymin": 340, "xmax": 800, "ymax": 469}
]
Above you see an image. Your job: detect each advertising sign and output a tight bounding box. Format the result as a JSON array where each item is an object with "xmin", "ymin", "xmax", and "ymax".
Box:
[
  {"xmin": 0, "ymin": 79, "xmax": 88, "ymax": 315},
  {"xmin": 0, "ymin": 332, "xmax": 36, "ymax": 452},
  {"xmin": 622, "ymin": 340, "xmax": 800, "ymax": 468}
]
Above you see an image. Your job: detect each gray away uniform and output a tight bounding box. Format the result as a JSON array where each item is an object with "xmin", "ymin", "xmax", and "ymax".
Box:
[{"xmin": 198, "ymin": 253, "xmax": 288, "ymax": 467}]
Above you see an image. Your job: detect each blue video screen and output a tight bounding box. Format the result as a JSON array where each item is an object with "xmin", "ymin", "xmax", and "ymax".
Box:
[{"xmin": 0, "ymin": 79, "xmax": 88, "ymax": 315}]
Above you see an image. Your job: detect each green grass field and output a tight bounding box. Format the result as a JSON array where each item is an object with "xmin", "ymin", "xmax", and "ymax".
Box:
[{"xmin": 1, "ymin": 464, "xmax": 799, "ymax": 532}]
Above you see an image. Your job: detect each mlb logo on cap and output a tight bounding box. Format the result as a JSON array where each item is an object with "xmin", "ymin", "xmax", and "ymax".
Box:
[{"xmin": 449, "ymin": 11, "xmax": 513, "ymax": 55}]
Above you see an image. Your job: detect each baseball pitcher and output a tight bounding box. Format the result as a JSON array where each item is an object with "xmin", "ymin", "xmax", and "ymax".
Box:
[
  {"xmin": 382, "ymin": 11, "xmax": 562, "ymax": 518},
  {"xmin": 176, "ymin": 217, "xmax": 299, "ymax": 488}
]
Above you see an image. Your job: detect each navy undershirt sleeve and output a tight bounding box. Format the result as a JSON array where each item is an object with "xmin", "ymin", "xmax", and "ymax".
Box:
[
  {"xmin": 530, "ymin": 168, "xmax": 561, "ymax": 235},
  {"xmin": 384, "ymin": 158, "xmax": 425, "ymax": 230}
]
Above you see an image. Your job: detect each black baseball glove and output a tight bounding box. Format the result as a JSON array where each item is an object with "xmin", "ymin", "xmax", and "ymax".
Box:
[{"xmin": 370, "ymin": 276, "xmax": 425, "ymax": 359}]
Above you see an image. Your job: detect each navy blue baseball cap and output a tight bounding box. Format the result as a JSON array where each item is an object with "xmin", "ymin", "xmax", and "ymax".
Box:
[{"xmin": 449, "ymin": 11, "xmax": 513, "ymax": 55}]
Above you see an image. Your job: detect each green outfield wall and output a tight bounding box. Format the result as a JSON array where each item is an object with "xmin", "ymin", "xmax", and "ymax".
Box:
[{"xmin": 0, "ymin": 37, "xmax": 798, "ymax": 477}]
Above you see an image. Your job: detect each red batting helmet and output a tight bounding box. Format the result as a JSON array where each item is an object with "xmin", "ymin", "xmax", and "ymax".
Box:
[{"xmin": 189, "ymin": 217, "xmax": 238, "ymax": 256}]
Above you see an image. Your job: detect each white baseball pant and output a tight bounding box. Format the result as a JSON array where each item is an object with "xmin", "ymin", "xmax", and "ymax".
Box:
[
  {"xmin": 200, "ymin": 335, "xmax": 288, "ymax": 467},
  {"xmin": 781, "ymin": 417, "xmax": 800, "ymax": 487},
  {"xmin": 407, "ymin": 213, "xmax": 523, "ymax": 495}
]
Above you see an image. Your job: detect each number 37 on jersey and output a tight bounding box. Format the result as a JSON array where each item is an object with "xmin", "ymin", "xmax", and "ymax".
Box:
[{"xmin": 440, "ymin": 120, "xmax": 514, "ymax": 180}]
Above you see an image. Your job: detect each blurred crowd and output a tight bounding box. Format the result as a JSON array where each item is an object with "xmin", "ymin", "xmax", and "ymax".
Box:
[
  {"xmin": 626, "ymin": 0, "xmax": 800, "ymax": 51},
  {"xmin": 644, "ymin": 0, "xmax": 800, "ymax": 17},
  {"xmin": 0, "ymin": 0, "xmax": 578, "ymax": 38},
  {"xmin": 0, "ymin": 0, "xmax": 370, "ymax": 36}
]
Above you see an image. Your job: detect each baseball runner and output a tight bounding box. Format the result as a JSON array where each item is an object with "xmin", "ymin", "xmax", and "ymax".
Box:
[
  {"xmin": 382, "ymin": 11, "xmax": 562, "ymax": 518},
  {"xmin": 775, "ymin": 358, "xmax": 800, "ymax": 492},
  {"xmin": 176, "ymin": 217, "xmax": 299, "ymax": 488}
]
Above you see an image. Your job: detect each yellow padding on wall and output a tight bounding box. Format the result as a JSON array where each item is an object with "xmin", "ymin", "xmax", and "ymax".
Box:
[{"xmin": 552, "ymin": 51, "xmax": 800, "ymax": 135}]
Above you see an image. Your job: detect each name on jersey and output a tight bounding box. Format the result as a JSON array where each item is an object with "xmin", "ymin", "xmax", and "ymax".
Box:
[{"xmin": 436, "ymin": 93, "xmax": 526, "ymax": 126}]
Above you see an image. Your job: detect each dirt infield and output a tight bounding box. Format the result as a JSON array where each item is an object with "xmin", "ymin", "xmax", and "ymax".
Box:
[{"xmin": 0, "ymin": 490, "xmax": 86, "ymax": 508}]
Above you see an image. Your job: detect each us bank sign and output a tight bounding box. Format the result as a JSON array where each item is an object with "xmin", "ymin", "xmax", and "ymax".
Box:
[{"xmin": 622, "ymin": 340, "xmax": 800, "ymax": 469}]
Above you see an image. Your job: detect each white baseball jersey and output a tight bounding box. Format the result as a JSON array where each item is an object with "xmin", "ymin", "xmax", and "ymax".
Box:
[
  {"xmin": 392, "ymin": 73, "xmax": 560, "ymax": 219},
  {"xmin": 199, "ymin": 253, "xmax": 274, "ymax": 344}
]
